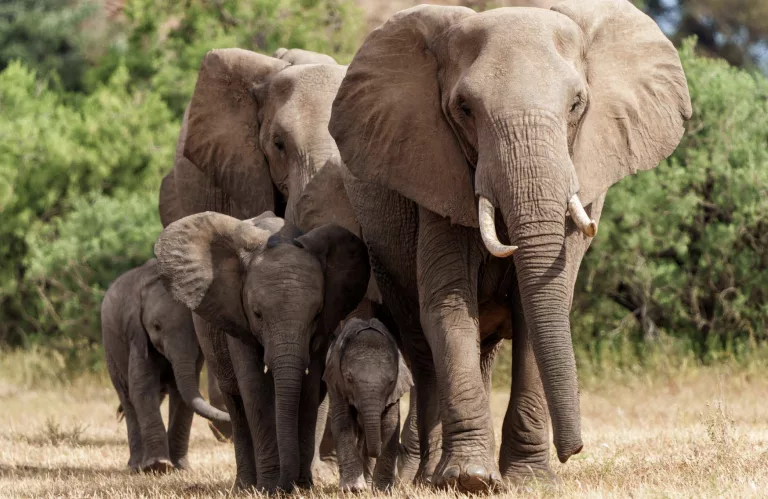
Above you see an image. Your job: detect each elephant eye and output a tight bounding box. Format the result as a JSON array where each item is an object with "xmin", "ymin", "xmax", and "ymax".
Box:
[
  {"xmin": 152, "ymin": 321, "xmax": 162, "ymax": 332},
  {"xmin": 458, "ymin": 100, "xmax": 472, "ymax": 117},
  {"xmin": 254, "ymin": 311, "xmax": 263, "ymax": 320},
  {"xmin": 273, "ymin": 136, "xmax": 285, "ymax": 152},
  {"xmin": 570, "ymin": 93, "xmax": 585, "ymax": 114}
]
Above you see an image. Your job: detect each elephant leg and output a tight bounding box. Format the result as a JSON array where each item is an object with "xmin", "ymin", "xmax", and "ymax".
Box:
[
  {"xmin": 127, "ymin": 350, "xmax": 171, "ymax": 473},
  {"xmin": 167, "ymin": 384, "xmax": 194, "ymax": 470},
  {"xmin": 227, "ymin": 334, "xmax": 275, "ymax": 491},
  {"xmin": 119, "ymin": 395, "xmax": 143, "ymax": 472},
  {"xmin": 397, "ymin": 386, "xmax": 420, "ymax": 483},
  {"xmin": 499, "ymin": 285, "xmax": 553, "ymax": 483},
  {"xmin": 195, "ymin": 315, "xmax": 258, "ymax": 489},
  {"xmin": 373, "ymin": 402, "xmax": 400, "ymax": 490},
  {"xmin": 417, "ymin": 207, "xmax": 500, "ymax": 491},
  {"xmin": 330, "ymin": 391, "xmax": 367, "ymax": 492},
  {"xmin": 311, "ymin": 392, "xmax": 337, "ymax": 484}
]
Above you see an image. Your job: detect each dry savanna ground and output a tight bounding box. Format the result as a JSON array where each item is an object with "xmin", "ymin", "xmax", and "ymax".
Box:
[{"xmin": 1, "ymin": 353, "xmax": 767, "ymax": 498}]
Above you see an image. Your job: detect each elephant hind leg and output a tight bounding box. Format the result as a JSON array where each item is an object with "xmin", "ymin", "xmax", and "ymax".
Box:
[
  {"xmin": 119, "ymin": 396, "xmax": 143, "ymax": 472},
  {"xmin": 167, "ymin": 385, "xmax": 195, "ymax": 470}
]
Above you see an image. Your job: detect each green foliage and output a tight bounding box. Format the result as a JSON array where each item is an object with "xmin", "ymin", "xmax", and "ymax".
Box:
[
  {"xmin": 573, "ymin": 38, "xmax": 768, "ymax": 361},
  {"xmin": 0, "ymin": 0, "xmax": 98, "ymax": 92}
]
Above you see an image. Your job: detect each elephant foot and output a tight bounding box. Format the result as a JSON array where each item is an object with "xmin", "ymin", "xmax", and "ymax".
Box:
[
  {"xmin": 503, "ymin": 465, "xmax": 561, "ymax": 489},
  {"xmin": 128, "ymin": 457, "xmax": 141, "ymax": 473},
  {"xmin": 433, "ymin": 453, "xmax": 501, "ymax": 492},
  {"xmin": 311, "ymin": 457, "xmax": 338, "ymax": 483},
  {"xmin": 172, "ymin": 456, "xmax": 191, "ymax": 471},
  {"xmin": 397, "ymin": 447, "xmax": 420, "ymax": 484},
  {"xmin": 340, "ymin": 474, "xmax": 368, "ymax": 493},
  {"xmin": 140, "ymin": 457, "xmax": 174, "ymax": 474}
]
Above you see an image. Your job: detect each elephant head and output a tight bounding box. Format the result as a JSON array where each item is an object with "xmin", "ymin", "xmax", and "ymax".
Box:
[
  {"xmin": 330, "ymin": 0, "xmax": 691, "ymax": 463},
  {"xmin": 154, "ymin": 212, "xmax": 370, "ymax": 489},
  {"xmin": 324, "ymin": 318, "xmax": 413, "ymax": 458},
  {"xmin": 139, "ymin": 260, "xmax": 230, "ymax": 423},
  {"xmin": 159, "ymin": 48, "xmax": 346, "ymax": 228}
]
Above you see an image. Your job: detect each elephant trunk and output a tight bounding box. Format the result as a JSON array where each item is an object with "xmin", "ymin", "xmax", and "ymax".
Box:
[
  {"xmin": 271, "ymin": 350, "xmax": 305, "ymax": 491},
  {"xmin": 359, "ymin": 396, "xmax": 383, "ymax": 458},
  {"xmin": 171, "ymin": 359, "xmax": 231, "ymax": 423},
  {"xmin": 477, "ymin": 114, "xmax": 583, "ymax": 463}
]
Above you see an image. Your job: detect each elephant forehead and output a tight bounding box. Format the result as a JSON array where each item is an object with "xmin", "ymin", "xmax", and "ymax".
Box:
[
  {"xmin": 446, "ymin": 8, "xmax": 582, "ymax": 60},
  {"xmin": 246, "ymin": 246, "xmax": 324, "ymax": 293}
]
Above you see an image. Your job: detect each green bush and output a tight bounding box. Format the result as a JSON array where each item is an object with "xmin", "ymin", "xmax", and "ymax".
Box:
[{"xmin": 573, "ymin": 39, "xmax": 768, "ymax": 362}]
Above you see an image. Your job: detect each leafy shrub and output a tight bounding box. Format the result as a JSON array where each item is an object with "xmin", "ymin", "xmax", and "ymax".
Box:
[{"xmin": 573, "ymin": 39, "xmax": 768, "ymax": 361}]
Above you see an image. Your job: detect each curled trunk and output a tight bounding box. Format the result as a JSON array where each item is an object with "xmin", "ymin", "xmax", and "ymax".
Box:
[{"xmin": 172, "ymin": 361, "xmax": 231, "ymax": 423}]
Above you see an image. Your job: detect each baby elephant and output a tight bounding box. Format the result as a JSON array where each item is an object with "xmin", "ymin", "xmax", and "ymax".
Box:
[
  {"xmin": 324, "ymin": 318, "xmax": 413, "ymax": 491},
  {"xmin": 102, "ymin": 259, "xmax": 230, "ymax": 473}
]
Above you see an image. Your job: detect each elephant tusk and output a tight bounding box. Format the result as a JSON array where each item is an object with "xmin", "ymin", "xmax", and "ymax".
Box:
[
  {"xmin": 478, "ymin": 197, "xmax": 518, "ymax": 258},
  {"xmin": 305, "ymin": 368, "xmax": 309, "ymax": 376},
  {"xmin": 264, "ymin": 365, "xmax": 269, "ymax": 374},
  {"xmin": 567, "ymin": 194, "xmax": 598, "ymax": 237}
]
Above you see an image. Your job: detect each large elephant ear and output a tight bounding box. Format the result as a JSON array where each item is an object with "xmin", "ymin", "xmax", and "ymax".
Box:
[
  {"xmin": 184, "ymin": 49, "xmax": 289, "ymax": 212},
  {"xmin": 329, "ymin": 5, "xmax": 478, "ymax": 228},
  {"xmin": 294, "ymin": 161, "xmax": 360, "ymax": 236},
  {"xmin": 552, "ymin": 0, "xmax": 692, "ymax": 206},
  {"xmin": 154, "ymin": 212, "xmax": 270, "ymax": 337},
  {"xmin": 295, "ymin": 225, "xmax": 371, "ymax": 339}
]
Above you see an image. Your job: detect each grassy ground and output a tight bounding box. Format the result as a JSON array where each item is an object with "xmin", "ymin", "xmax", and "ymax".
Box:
[{"xmin": 1, "ymin": 350, "xmax": 767, "ymax": 498}]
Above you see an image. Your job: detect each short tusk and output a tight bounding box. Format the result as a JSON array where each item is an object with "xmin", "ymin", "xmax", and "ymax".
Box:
[
  {"xmin": 305, "ymin": 368, "xmax": 309, "ymax": 376},
  {"xmin": 478, "ymin": 197, "xmax": 518, "ymax": 258},
  {"xmin": 567, "ymin": 194, "xmax": 598, "ymax": 237},
  {"xmin": 264, "ymin": 365, "xmax": 269, "ymax": 374}
]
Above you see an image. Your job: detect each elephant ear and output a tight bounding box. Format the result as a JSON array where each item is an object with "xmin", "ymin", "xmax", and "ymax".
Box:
[
  {"xmin": 294, "ymin": 161, "xmax": 360, "ymax": 236},
  {"xmin": 295, "ymin": 225, "xmax": 371, "ymax": 339},
  {"xmin": 329, "ymin": 5, "xmax": 478, "ymax": 228},
  {"xmin": 389, "ymin": 352, "xmax": 414, "ymax": 406},
  {"xmin": 184, "ymin": 49, "xmax": 289, "ymax": 213},
  {"xmin": 273, "ymin": 47, "xmax": 338, "ymax": 65},
  {"xmin": 159, "ymin": 171, "xmax": 184, "ymax": 227},
  {"xmin": 552, "ymin": 0, "xmax": 692, "ymax": 206},
  {"xmin": 154, "ymin": 212, "xmax": 270, "ymax": 338}
]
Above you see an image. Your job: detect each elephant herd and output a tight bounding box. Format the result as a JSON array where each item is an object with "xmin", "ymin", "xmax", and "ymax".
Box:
[{"xmin": 100, "ymin": 0, "xmax": 691, "ymax": 494}]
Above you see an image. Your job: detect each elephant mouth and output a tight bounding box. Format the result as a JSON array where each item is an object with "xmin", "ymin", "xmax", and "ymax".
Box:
[{"xmin": 477, "ymin": 194, "xmax": 597, "ymax": 258}]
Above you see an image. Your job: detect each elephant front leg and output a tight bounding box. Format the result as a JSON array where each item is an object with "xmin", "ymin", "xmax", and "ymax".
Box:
[
  {"xmin": 330, "ymin": 392, "xmax": 367, "ymax": 492},
  {"xmin": 297, "ymin": 357, "xmax": 325, "ymax": 488},
  {"xmin": 167, "ymin": 384, "xmax": 195, "ymax": 470},
  {"xmin": 499, "ymin": 292, "xmax": 553, "ymax": 484},
  {"xmin": 128, "ymin": 352, "xmax": 171, "ymax": 473},
  {"xmin": 417, "ymin": 207, "xmax": 500, "ymax": 492},
  {"xmin": 373, "ymin": 402, "xmax": 400, "ymax": 490}
]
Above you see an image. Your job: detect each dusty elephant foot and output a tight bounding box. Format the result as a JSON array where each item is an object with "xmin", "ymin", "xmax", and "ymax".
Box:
[
  {"xmin": 341, "ymin": 474, "xmax": 368, "ymax": 493},
  {"xmin": 172, "ymin": 456, "xmax": 191, "ymax": 471},
  {"xmin": 140, "ymin": 457, "xmax": 174, "ymax": 474},
  {"xmin": 433, "ymin": 453, "xmax": 502, "ymax": 492},
  {"xmin": 312, "ymin": 457, "xmax": 338, "ymax": 483}
]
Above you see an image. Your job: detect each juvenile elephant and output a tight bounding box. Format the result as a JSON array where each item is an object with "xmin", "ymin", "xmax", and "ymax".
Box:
[
  {"xmin": 330, "ymin": 0, "xmax": 691, "ymax": 490},
  {"xmin": 102, "ymin": 259, "xmax": 230, "ymax": 473},
  {"xmin": 324, "ymin": 318, "xmax": 413, "ymax": 492},
  {"xmin": 155, "ymin": 212, "xmax": 370, "ymax": 491}
]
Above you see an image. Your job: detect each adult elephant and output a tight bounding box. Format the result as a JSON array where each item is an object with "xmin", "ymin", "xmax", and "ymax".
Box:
[
  {"xmin": 158, "ymin": 48, "xmax": 351, "ymax": 490},
  {"xmin": 329, "ymin": 0, "xmax": 691, "ymax": 491}
]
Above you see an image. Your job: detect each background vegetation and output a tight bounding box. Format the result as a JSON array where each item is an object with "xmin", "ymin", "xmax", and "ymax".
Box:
[{"xmin": 0, "ymin": 0, "xmax": 765, "ymax": 377}]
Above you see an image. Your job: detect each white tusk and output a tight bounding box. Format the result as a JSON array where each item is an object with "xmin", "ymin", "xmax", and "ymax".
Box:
[
  {"xmin": 478, "ymin": 197, "xmax": 518, "ymax": 258},
  {"xmin": 305, "ymin": 368, "xmax": 309, "ymax": 376},
  {"xmin": 567, "ymin": 194, "xmax": 598, "ymax": 237},
  {"xmin": 264, "ymin": 365, "xmax": 269, "ymax": 374}
]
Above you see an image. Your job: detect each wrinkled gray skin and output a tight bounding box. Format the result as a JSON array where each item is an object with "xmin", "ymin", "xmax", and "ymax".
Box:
[
  {"xmin": 155, "ymin": 212, "xmax": 370, "ymax": 492},
  {"xmin": 157, "ymin": 47, "xmax": 358, "ymax": 486},
  {"xmin": 330, "ymin": 0, "xmax": 691, "ymax": 491},
  {"xmin": 324, "ymin": 318, "xmax": 413, "ymax": 492},
  {"xmin": 102, "ymin": 259, "xmax": 230, "ymax": 473}
]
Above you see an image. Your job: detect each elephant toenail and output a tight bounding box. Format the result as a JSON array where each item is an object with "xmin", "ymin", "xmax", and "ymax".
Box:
[
  {"xmin": 443, "ymin": 466, "xmax": 460, "ymax": 482},
  {"xmin": 466, "ymin": 464, "xmax": 486, "ymax": 478}
]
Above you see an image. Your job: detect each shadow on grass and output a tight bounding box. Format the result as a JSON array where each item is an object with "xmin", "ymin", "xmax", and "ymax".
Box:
[{"xmin": 0, "ymin": 463, "xmax": 127, "ymax": 479}]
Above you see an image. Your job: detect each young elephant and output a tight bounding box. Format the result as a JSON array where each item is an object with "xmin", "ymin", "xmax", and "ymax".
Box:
[
  {"xmin": 324, "ymin": 318, "xmax": 413, "ymax": 492},
  {"xmin": 102, "ymin": 259, "xmax": 230, "ymax": 473}
]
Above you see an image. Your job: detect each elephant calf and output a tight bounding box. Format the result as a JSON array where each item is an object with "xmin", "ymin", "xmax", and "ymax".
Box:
[
  {"xmin": 101, "ymin": 259, "xmax": 230, "ymax": 473},
  {"xmin": 324, "ymin": 318, "xmax": 413, "ymax": 491}
]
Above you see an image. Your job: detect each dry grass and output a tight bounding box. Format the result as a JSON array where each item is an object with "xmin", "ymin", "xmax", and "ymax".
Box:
[{"xmin": 1, "ymin": 360, "xmax": 767, "ymax": 498}]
